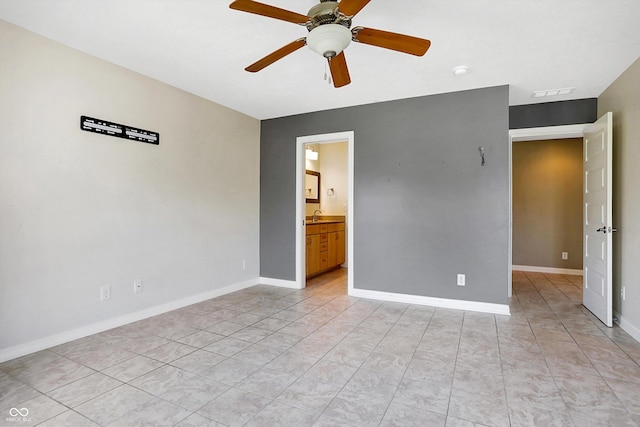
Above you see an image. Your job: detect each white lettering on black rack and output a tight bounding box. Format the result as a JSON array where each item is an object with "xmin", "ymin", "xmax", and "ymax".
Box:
[{"xmin": 80, "ymin": 116, "xmax": 159, "ymax": 145}]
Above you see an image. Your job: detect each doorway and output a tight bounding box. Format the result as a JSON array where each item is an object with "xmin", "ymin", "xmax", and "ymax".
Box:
[
  {"xmin": 509, "ymin": 123, "xmax": 592, "ymax": 297},
  {"xmin": 295, "ymin": 131, "xmax": 354, "ymax": 292},
  {"xmin": 510, "ymin": 117, "xmax": 614, "ymax": 327},
  {"xmin": 512, "ymin": 138, "xmax": 584, "ymax": 273}
]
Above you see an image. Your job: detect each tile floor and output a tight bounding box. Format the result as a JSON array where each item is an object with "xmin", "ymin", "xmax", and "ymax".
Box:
[{"xmin": 2, "ymin": 269, "xmax": 640, "ymax": 426}]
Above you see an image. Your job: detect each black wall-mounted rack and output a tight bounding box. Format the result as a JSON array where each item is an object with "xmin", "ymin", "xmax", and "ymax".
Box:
[{"xmin": 80, "ymin": 116, "xmax": 159, "ymax": 145}]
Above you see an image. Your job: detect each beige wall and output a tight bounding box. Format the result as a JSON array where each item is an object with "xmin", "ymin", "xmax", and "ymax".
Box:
[
  {"xmin": 318, "ymin": 142, "xmax": 348, "ymax": 216},
  {"xmin": 0, "ymin": 20, "xmax": 260, "ymax": 355},
  {"xmin": 304, "ymin": 142, "xmax": 348, "ymax": 217},
  {"xmin": 512, "ymin": 138, "xmax": 583, "ymax": 269},
  {"xmin": 599, "ymin": 57, "xmax": 640, "ymax": 338},
  {"xmin": 305, "ymin": 146, "xmax": 321, "ymax": 216}
]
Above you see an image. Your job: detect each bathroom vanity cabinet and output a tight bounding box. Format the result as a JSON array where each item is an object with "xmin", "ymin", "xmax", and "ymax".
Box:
[{"xmin": 305, "ymin": 221, "xmax": 345, "ymax": 278}]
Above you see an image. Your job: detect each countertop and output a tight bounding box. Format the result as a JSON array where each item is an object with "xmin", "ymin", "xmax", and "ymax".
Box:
[{"xmin": 305, "ymin": 216, "xmax": 345, "ymax": 225}]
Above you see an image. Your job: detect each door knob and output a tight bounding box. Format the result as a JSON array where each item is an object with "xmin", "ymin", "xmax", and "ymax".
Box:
[{"xmin": 596, "ymin": 226, "xmax": 618, "ymax": 233}]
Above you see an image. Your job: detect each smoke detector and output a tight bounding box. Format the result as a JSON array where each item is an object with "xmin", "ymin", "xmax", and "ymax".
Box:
[{"xmin": 453, "ymin": 65, "xmax": 469, "ymax": 76}]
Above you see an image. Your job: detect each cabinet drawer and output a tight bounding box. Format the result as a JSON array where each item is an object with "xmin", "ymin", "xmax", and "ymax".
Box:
[
  {"xmin": 327, "ymin": 223, "xmax": 345, "ymax": 232},
  {"xmin": 320, "ymin": 242, "xmax": 329, "ymax": 251},
  {"xmin": 319, "ymin": 224, "xmax": 329, "ymax": 233},
  {"xmin": 319, "ymin": 252, "xmax": 329, "ymax": 269},
  {"xmin": 319, "ymin": 233, "xmax": 328, "ymax": 242},
  {"xmin": 306, "ymin": 224, "xmax": 320, "ymax": 235}
]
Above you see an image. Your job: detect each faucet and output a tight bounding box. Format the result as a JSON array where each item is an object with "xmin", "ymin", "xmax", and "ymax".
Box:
[{"xmin": 312, "ymin": 209, "xmax": 322, "ymax": 222}]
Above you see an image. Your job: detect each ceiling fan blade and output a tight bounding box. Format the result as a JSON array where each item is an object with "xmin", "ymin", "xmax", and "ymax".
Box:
[
  {"xmin": 328, "ymin": 52, "xmax": 351, "ymax": 88},
  {"xmin": 353, "ymin": 27, "xmax": 431, "ymax": 56},
  {"xmin": 245, "ymin": 38, "xmax": 306, "ymax": 72},
  {"xmin": 336, "ymin": 0, "xmax": 371, "ymax": 17},
  {"xmin": 230, "ymin": 0, "xmax": 309, "ymax": 25}
]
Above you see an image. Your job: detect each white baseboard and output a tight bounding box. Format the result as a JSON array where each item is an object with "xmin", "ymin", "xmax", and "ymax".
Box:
[
  {"xmin": 513, "ymin": 265, "xmax": 583, "ymax": 276},
  {"xmin": 259, "ymin": 277, "xmax": 302, "ymax": 289},
  {"xmin": 350, "ymin": 288, "xmax": 510, "ymax": 316},
  {"xmin": 0, "ymin": 278, "xmax": 259, "ymax": 363},
  {"xmin": 614, "ymin": 310, "xmax": 640, "ymax": 343}
]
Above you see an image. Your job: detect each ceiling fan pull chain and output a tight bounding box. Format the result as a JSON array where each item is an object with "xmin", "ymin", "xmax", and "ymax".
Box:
[
  {"xmin": 326, "ymin": 63, "xmax": 332, "ymax": 84},
  {"xmin": 323, "ymin": 61, "xmax": 332, "ymax": 85}
]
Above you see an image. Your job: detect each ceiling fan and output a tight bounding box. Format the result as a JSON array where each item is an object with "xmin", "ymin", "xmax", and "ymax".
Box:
[{"xmin": 229, "ymin": 0, "xmax": 431, "ymax": 88}]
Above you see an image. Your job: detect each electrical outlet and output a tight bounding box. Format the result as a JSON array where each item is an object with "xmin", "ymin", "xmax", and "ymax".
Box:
[
  {"xmin": 562, "ymin": 252, "xmax": 568, "ymax": 260},
  {"xmin": 457, "ymin": 274, "xmax": 466, "ymax": 287},
  {"xmin": 622, "ymin": 286, "xmax": 626, "ymax": 301},
  {"xmin": 100, "ymin": 285, "xmax": 111, "ymax": 301},
  {"xmin": 133, "ymin": 280, "xmax": 142, "ymax": 294}
]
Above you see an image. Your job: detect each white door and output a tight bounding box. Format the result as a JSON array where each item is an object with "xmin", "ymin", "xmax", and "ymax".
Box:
[{"xmin": 583, "ymin": 112, "xmax": 614, "ymax": 327}]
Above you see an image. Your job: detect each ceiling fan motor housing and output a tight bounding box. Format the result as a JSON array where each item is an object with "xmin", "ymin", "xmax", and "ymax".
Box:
[
  {"xmin": 307, "ymin": 1, "xmax": 351, "ymax": 29},
  {"xmin": 306, "ymin": 1, "xmax": 353, "ymax": 58}
]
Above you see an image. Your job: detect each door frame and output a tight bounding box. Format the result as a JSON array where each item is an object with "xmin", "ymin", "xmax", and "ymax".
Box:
[
  {"xmin": 295, "ymin": 131, "xmax": 354, "ymax": 291},
  {"xmin": 509, "ymin": 123, "xmax": 592, "ymax": 298}
]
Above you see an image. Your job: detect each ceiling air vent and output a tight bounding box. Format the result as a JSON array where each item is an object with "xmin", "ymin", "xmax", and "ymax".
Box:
[{"xmin": 531, "ymin": 87, "xmax": 575, "ymax": 98}]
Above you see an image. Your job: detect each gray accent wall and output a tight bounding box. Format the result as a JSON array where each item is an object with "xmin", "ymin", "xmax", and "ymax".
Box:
[
  {"xmin": 261, "ymin": 86, "xmax": 510, "ymax": 305},
  {"xmin": 509, "ymin": 98, "xmax": 597, "ymax": 129}
]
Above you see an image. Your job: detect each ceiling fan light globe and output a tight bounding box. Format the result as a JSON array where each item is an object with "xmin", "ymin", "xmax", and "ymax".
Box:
[{"xmin": 307, "ymin": 24, "xmax": 352, "ymax": 58}]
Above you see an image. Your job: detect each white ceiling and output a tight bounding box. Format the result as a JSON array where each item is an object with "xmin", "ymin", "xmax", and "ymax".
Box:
[{"xmin": 1, "ymin": 0, "xmax": 639, "ymax": 120}]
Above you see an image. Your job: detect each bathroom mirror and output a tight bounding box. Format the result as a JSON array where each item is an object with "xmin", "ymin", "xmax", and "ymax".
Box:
[{"xmin": 305, "ymin": 170, "xmax": 320, "ymax": 203}]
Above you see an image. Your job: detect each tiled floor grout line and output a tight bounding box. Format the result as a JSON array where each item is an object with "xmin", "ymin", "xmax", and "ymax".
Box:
[
  {"xmin": 3, "ymin": 269, "xmax": 640, "ymax": 426},
  {"xmin": 522, "ymin": 273, "xmax": 582, "ymax": 425},
  {"xmin": 444, "ymin": 310, "xmax": 466, "ymax": 425},
  {"xmin": 519, "ymin": 271, "xmax": 639, "ymax": 426},
  {"xmin": 537, "ymin": 272, "xmax": 640, "ymax": 426},
  {"xmin": 310, "ymin": 299, "xmax": 409, "ymax": 425},
  {"xmin": 225, "ymin": 275, "xmax": 387, "ymax": 425},
  {"xmin": 351, "ymin": 302, "xmax": 430, "ymax": 427},
  {"xmin": 237, "ymin": 285, "xmax": 365, "ymax": 426},
  {"xmin": 494, "ymin": 312, "xmax": 515, "ymax": 427},
  {"xmin": 33, "ymin": 284, "xmax": 345, "ymax": 425}
]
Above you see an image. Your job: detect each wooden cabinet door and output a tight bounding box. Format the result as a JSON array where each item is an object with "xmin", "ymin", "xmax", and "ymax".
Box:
[
  {"xmin": 327, "ymin": 233, "xmax": 337, "ymax": 268},
  {"xmin": 328, "ymin": 230, "xmax": 346, "ymax": 267},
  {"xmin": 320, "ymin": 251, "xmax": 329, "ymax": 270},
  {"xmin": 335, "ymin": 230, "xmax": 345, "ymax": 265},
  {"xmin": 306, "ymin": 234, "xmax": 320, "ymax": 276}
]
